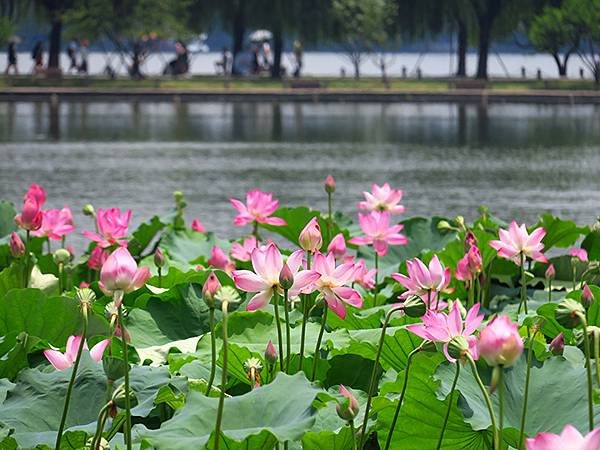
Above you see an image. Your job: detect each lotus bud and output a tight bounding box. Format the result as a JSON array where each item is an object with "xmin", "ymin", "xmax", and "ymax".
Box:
[
  {"xmin": 327, "ymin": 233, "xmax": 347, "ymax": 259},
  {"xmin": 556, "ymin": 299, "xmax": 586, "ymax": 329},
  {"xmin": 154, "ymin": 248, "xmax": 165, "ymax": 268},
  {"xmin": 299, "ymin": 217, "xmax": 322, "ymax": 252},
  {"xmin": 550, "ymin": 332, "xmax": 564, "ymax": 356},
  {"xmin": 478, "ymin": 316, "xmax": 524, "ymax": 367},
  {"xmin": 452, "ymin": 299, "xmax": 468, "ymax": 320},
  {"xmin": 336, "ymin": 385, "xmax": 359, "ymax": 421},
  {"xmin": 279, "ymin": 263, "xmax": 294, "ymax": 290},
  {"xmin": 202, "ymin": 272, "xmax": 221, "ymax": 309},
  {"xmin": 324, "ymin": 175, "xmax": 336, "ymax": 194},
  {"xmin": 581, "ymin": 285, "xmax": 595, "ymax": 309},
  {"xmin": 402, "ymin": 295, "xmax": 427, "ymax": 318},
  {"xmin": 9, "ymin": 232, "xmax": 25, "ymax": 257},
  {"xmin": 82, "ymin": 204, "xmax": 95, "ymax": 217},
  {"xmin": 447, "ymin": 335, "xmax": 470, "ymax": 362},
  {"xmin": 545, "ymin": 264, "xmax": 556, "ymax": 280},
  {"xmin": 265, "ymin": 340, "xmax": 278, "ymax": 365},
  {"xmin": 173, "ymin": 191, "xmax": 184, "ymax": 202},
  {"xmin": 455, "ymin": 215, "xmax": 466, "ymax": 230},
  {"xmin": 467, "ymin": 246, "xmax": 482, "ymax": 273},
  {"xmin": 53, "ymin": 248, "xmax": 71, "ymax": 265}
]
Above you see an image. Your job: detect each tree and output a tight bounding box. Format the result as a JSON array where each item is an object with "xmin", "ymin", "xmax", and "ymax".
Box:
[
  {"xmin": 567, "ymin": 0, "xmax": 600, "ymax": 82},
  {"xmin": 1, "ymin": 0, "xmax": 30, "ymax": 46},
  {"xmin": 529, "ymin": 4, "xmax": 579, "ymax": 77},
  {"xmin": 332, "ymin": 0, "xmax": 397, "ymax": 79}
]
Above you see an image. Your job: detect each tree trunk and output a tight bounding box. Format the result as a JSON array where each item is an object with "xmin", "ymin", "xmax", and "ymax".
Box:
[
  {"xmin": 456, "ymin": 19, "xmax": 467, "ymax": 77},
  {"xmin": 271, "ymin": 27, "xmax": 283, "ymax": 78},
  {"xmin": 353, "ymin": 58, "xmax": 360, "ymax": 79},
  {"xmin": 552, "ymin": 54, "xmax": 568, "ymax": 77},
  {"xmin": 475, "ymin": 19, "xmax": 490, "ymax": 79},
  {"xmin": 48, "ymin": 17, "xmax": 62, "ymax": 71},
  {"xmin": 232, "ymin": 0, "xmax": 245, "ymax": 60}
]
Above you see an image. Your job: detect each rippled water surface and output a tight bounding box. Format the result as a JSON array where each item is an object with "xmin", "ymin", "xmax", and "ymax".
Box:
[{"xmin": 0, "ymin": 101, "xmax": 599, "ymax": 247}]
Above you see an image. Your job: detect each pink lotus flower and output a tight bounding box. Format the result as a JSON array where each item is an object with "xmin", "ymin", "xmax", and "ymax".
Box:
[
  {"xmin": 230, "ymin": 236, "xmax": 260, "ymax": 262},
  {"xmin": 489, "ymin": 221, "xmax": 548, "ymax": 264},
  {"xmin": 9, "ymin": 232, "xmax": 25, "ymax": 257},
  {"xmin": 407, "ymin": 302, "xmax": 483, "ymax": 362},
  {"xmin": 15, "ymin": 196, "xmax": 43, "ymax": 231},
  {"xmin": 324, "ymin": 175, "xmax": 336, "ymax": 194},
  {"xmin": 336, "ymin": 384, "xmax": 359, "ymax": 420},
  {"xmin": 349, "ymin": 211, "xmax": 408, "ymax": 256},
  {"xmin": 230, "ymin": 190, "xmax": 287, "ymax": 227},
  {"xmin": 43, "ymin": 335, "xmax": 110, "ymax": 370},
  {"xmin": 357, "ymin": 183, "xmax": 405, "ymax": 215},
  {"xmin": 525, "ymin": 425, "xmax": 600, "ymax": 450},
  {"xmin": 299, "ymin": 217, "xmax": 323, "ymax": 252},
  {"xmin": 99, "ymin": 246, "xmax": 150, "ymax": 300},
  {"xmin": 392, "ymin": 256, "xmax": 451, "ymax": 309},
  {"xmin": 478, "ymin": 315, "xmax": 524, "ymax": 367},
  {"xmin": 24, "ymin": 183, "xmax": 46, "ymax": 205},
  {"xmin": 191, "ymin": 218, "xmax": 206, "ymax": 233},
  {"xmin": 545, "ymin": 263, "xmax": 556, "ymax": 280},
  {"xmin": 88, "ymin": 246, "xmax": 109, "ymax": 270},
  {"xmin": 569, "ymin": 248, "xmax": 589, "ymax": 263},
  {"xmin": 312, "ymin": 252, "xmax": 363, "ymax": 319},
  {"xmin": 208, "ymin": 246, "xmax": 235, "ymax": 273},
  {"xmin": 233, "ymin": 243, "xmax": 320, "ymax": 311},
  {"xmin": 455, "ymin": 246, "xmax": 483, "ymax": 283},
  {"xmin": 83, "ymin": 208, "xmax": 131, "ymax": 248},
  {"xmin": 328, "ymin": 233, "xmax": 347, "ymax": 259},
  {"xmin": 32, "ymin": 207, "xmax": 75, "ymax": 241},
  {"xmin": 351, "ymin": 258, "xmax": 377, "ymax": 290}
]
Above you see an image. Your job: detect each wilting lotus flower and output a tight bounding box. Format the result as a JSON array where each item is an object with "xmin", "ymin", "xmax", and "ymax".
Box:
[
  {"xmin": 357, "ymin": 183, "xmax": 405, "ymax": 215},
  {"xmin": 233, "ymin": 243, "xmax": 320, "ymax": 311},
  {"xmin": 208, "ymin": 246, "xmax": 235, "ymax": 273},
  {"xmin": 349, "ymin": 211, "xmax": 408, "ymax": 256},
  {"xmin": 9, "ymin": 232, "xmax": 25, "ymax": 257},
  {"xmin": 99, "ymin": 246, "xmax": 150, "ymax": 300},
  {"xmin": 351, "ymin": 258, "xmax": 377, "ymax": 290},
  {"xmin": 15, "ymin": 196, "xmax": 43, "ymax": 231},
  {"xmin": 489, "ymin": 221, "xmax": 548, "ymax": 264},
  {"xmin": 299, "ymin": 217, "xmax": 323, "ymax": 252},
  {"xmin": 478, "ymin": 315, "xmax": 524, "ymax": 367},
  {"xmin": 43, "ymin": 335, "xmax": 110, "ymax": 370},
  {"xmin": 32, "ymin": 207, "xmax": 75, "ymax": 241},
  {"xmin": 88, "ymin": 246, "xmax": 109, "ymax": 270},
  {"xmin": 407, "ymin": 302, "xmax": 483, "ymax": 362},
  {"xmin": 191, "ymin": 218, "xmax": 206, "ymax": 233},
  {"xmin": 525, "ymin": 425, "xmax": 600, "ymax": 450},
  {"xmin": 392, "ymin": 256, "xmax": 451, "ymax": 309},
  {"xmin": 230, "ymin": 189, "xmax": 287, "ymax": 227},
  {"xmin": 328, "ymin": 233, "xmax": 347, "ymax": 259},
  {"xmin": 230, "ymin": 236, "xmax": 260, "ymax": 261},
  {"xmin": 312, "ymin": 252, "xmax": 363, "ymax": 319},
  {"xmin": 83, "ymin": 208, "xmax": 131, "ymax": 248},
  {"xmin": 455, "ymin": 246, "xmax": 483, "ymax": 283},
  {"xmin": 569, "ymin": 248, "xmax": 589, "ymax": 263}
]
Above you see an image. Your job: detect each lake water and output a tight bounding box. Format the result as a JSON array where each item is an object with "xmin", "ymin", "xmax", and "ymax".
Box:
[{"xmin": 0, "ymin": 101, "xmax": 599, "ymax": 249}]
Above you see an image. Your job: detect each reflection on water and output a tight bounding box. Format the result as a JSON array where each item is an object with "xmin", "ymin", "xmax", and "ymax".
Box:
[{"xmin": 0, "ymin": 101, "xmax": 599, "ymax": 248}]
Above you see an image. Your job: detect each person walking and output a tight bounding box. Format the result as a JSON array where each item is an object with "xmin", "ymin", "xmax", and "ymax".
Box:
[
  {"xmin": 5, "ymin": 38, "xmax": 18, "ymax": 75},
  {"xmin": 31, "ymin": 41, "xmax": 44, "ymax": 74},
  {"xmin": 293, "ymin": 40, "xmax": 303, "ymax": 78},
  {"xmin": 78, "ymin": 39, "xmax": 89, "ymax": 74},
  {"xmin": 66, "ymin": 39, "xmax": 78, "ymax": 73}
]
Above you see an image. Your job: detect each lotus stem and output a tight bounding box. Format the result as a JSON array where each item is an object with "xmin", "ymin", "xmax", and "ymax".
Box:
[
  {"xmin": 359, "ymin": 306, "xmax": 403, "ymax": 448},
  {"xmin": 311, "ymin": 306, "xmax": 328, "ymax": 381},
  {"xmin": 594, "ymin": 331, "xmax": 600, "ymax": 387},
  {"xmin": 548, "ymin": 278, "xmax": 552, "ymax": 303},
  {"xmin": 24, "ymin": 230, "xmax": 30, "ymax": 287},
  {"xmin": 214, "ymin": 300, "xmax": 230, "ymax": 450},
  {"xmin": 436, "ymin": 362, "xmax": 460, "ymax": 450},
  {"xmin": 581, "ymin": 318, "xmax": 594, "ymax": 432},
  {"xmin": 383, "ymin": 345, "xmax": 421, "ymax": 450},
  {"xmin": 374, "ymin": 251, "xmax": 379, "ymax": 300},
  {"xmin": 518, "ymin": 253, "xmax": 527, "ymax": 314},
  {"xmin": 273, "ymin": 291, "xmax": 285, "ymax": 371},
  {"xmin": 498, "ymin": 367, "xmax": 504, "ymax": 450},
  {"xmin": 283, "ymin": 289, "xmax": 291, "ymax": 373},
  {"xmin": 518, "ymin": 328, "xmax": 535, "ymax": 450},
  {"xmin": 206, "ymin": 307, "xmax": 217, "ymax": 395},
  {"xmin": 298, "ymin": 252, "xmax": 311, "ymax": 372},
  {"xmin": 466, "ymin": 354, "xmax": 499, "ymax": 450},
  {"xmin": 350, "ymin": 419, "xmax": 357, "ymax": 450},
  {"xmin": 157, "ymin": 267, "xmax": 162, "ymax": 288},
  {"xmin": 117, "ymin": 304, "xmax": 132, "ymax": 450},
  {"xmin": 91, "ymin": 401, "xmax": 111, "ymax": 450},
  {"xmin": 55, "ymin": 314, "xmax": 88, "ymax": 450},
  {"xmin": 327, "ymin": 191, "xmax": 333, "ymax": 243}
]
